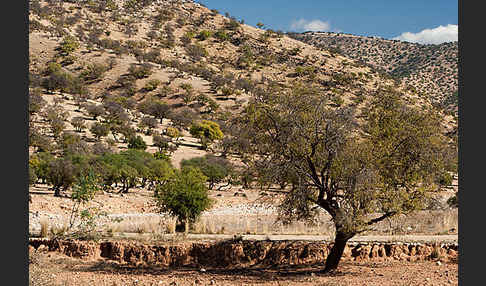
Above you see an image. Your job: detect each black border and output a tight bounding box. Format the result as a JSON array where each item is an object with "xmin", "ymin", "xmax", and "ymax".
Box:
[{"xmin": 4, "ymin": 0, "xmax": 29, "ymax": 284}]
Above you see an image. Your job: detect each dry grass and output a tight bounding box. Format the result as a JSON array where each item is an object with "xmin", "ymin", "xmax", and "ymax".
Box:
[{"xmin": 39, "ymin": 219, "xmax": 49, "ymax": 238}]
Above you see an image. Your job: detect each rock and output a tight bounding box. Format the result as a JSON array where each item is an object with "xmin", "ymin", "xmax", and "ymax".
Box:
[
  {"xmin": 436, "ymin": 261, "xmax": 442, "ymax": 266},
  {"xmin": 199, "ymin": 268, "xmax": 206, "ymax": 272}
]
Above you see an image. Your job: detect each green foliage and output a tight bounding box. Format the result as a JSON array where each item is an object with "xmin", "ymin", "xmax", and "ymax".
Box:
[
  {"xmin": 80, "ymin": 63, "xmax": 108, "ymax": 82},
  {"xmin": 128, "ymin": 63, "xmax": 153, "ymax": 79},
  {"xmin": 437, "ymin": 172, "xmax": 453, "ymax": 186},
  {"xmin": 181, "ymin": 155, "xmax": 234, "ymax": 189},
  {"xmin": 71, "ymin": 171, "xmax": 100, "ymax": 204},
  {"xmin": 165, "ymin": 127, "xmax": 180, "ymax": 139},
  {"xmin": 240, "ymin": 85, "xmax": 449, "ymax": 237},
  {"xmin": 225, "ymin": 18, "xmax": 240, "ymax": 30},
  {"xmin": 155, "ymin": 166, "xmax": 212, "ymax": 225},
  {"xmin": 447, "ymin": 194, "xmax": 458, "ymax": 208},
  {"xmin": 189, "ymin": 120, "xmax": 224, "ymax": 148},
  {"xmin": 58, "ymin": 35, "xmax": 80, "ymax": 56},
  {"xmin": 197, "ymin": 30, "xmax": 212, "ymax": 41},
  {"xmin": 90, "ymin": 122, "xmax": 110, "ymax": 140},
  {"xmin": 143, "ymin": 79, "xmax": 161, "ymax": 91},
  {"xmin": 185, "ymin": 44, "xmax": 208, "ymax": 61},
  {"xmin": 127, "ymin": 135, "xmax": 147, "ymax": 150},
  {"xmin": 214, "ymin": 30, "xmax": 229, "ymax": 42}
]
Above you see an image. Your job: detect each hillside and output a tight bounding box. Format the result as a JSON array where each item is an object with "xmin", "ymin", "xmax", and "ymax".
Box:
[
  {"xmin": 288, "ymin": 32, "xmax": 458, "ymax": 114},
  {"xmin": 29, "ymin": 0, "xmax": 458, "ymax": 160},
  {"xmin": 28, "ymin": 0, "xmax": 457, "ymax": 226}
]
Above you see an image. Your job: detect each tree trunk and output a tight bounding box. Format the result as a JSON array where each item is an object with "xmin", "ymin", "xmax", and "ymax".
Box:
[
  {"xmin": 323, "ymin": 229, "xmax": 355, "ymax": 273},
  {"xmin": 53, "ymin": 186, "xmax": 61, "ymax": 197}
]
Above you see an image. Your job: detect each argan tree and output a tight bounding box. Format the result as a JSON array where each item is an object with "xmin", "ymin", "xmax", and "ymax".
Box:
[
  {"xmin": 155, "ymin": 166, "xmax": 212, "ymax": 232},
  {"xmin": 236, "ymin": 86, "xmax": 449, "ymax": 272},
  {"xmin": 189, "ymin": 120, "xmax": 224, "ymax": 149}
]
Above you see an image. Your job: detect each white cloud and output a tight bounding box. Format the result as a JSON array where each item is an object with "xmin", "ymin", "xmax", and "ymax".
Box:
[
  {"xmin": 393, "ymin": 24, "xmax": 458, "ymax": 45},
  {"xmin": 290, "ymin": 19, "xmax": 331, "ymax": 32}
]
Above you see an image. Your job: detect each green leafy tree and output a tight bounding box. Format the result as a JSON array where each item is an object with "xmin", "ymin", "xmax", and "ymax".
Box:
[
  {"xmin": 236, "ymin": 86, "xmax": 449, "ymax": 272},
  {"xmin": 71, "ymin": 116, "xmax": 86, "ymax": 132},
  {"xmin": 155, "ymin": 167, "xmax": 212, "ymax": 232},
  {"xmin": 181, "ymin": 155, "xmax": 233, "ymax": 189},
  {"xmin": 90, "ymin": 122, "xmax": 110, "ymax": 140},
  {"xmin": 127, "ymin": 135, "xmax": 147, "ymax": 150},
  {"xmin": 190, "ymin": 120, "xmax": 224, "ymax": 149}
]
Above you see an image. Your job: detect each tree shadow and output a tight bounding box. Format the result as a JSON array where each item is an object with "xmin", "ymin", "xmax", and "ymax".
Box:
[{"xmin": 74, "ymin": 260, "xmax": 355, "ymax": 279}]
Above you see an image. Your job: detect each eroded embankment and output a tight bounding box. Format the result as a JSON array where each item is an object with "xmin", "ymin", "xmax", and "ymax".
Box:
[{"xmin": 29, "ymin": 238, "xmax": 458, "ymax": 268}]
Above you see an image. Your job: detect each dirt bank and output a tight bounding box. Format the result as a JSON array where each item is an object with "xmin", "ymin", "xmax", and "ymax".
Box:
[{"xmin": 29, "ymin": 238, "xmax": 458, "ymax": 269}]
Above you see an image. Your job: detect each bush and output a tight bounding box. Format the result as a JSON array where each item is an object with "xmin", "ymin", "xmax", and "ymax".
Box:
[
  {"xmin": 214, "ymin": 30, "xmax": 229, "ymax": 42},
  {"xmin": 143, "ymin": 79, "xmax": 161, "ymax": 92},
  {"xmin": 197, "ymin": 30, "xmax": 212, "ymax": 41},
  {"xmin": 85, "ymin": 104, "xmax": 105, "ymax": 120},
  {"xmin": 81, "ymin": 63, "xmax": 108, "ymax": 82},
  {"xmin": 90, "ymin": 122, "xmax": 110, "ymax": 140},
  {"xmin": 139, "ymin": 116, "xmax": 158, "ymax": 134},
  {"xmin": 190, "ymin": 120, "xmax": 224, "ymax": 148},
  {"xmin": 225, "ymin": 18, "xmax": 240, "ymax": 30},
  {"xmin": 155, "ymin": 167, "xmax": 212, "ymax": 231},
  {"xmin": 128, "ymin": 135, "xmax": 147, "ymax": 150},
  {"xmin": 185, "ymin": 44, "xmax": 208, "ymax": 61},
  {"xmin": 58, "ymin": 35, "xmax": 79, "ymax": 56},
  {"xmin": 165, "ymin": 127, "xmax": 180, "ymax": 139},
  {"xmin": 437, "ymin": 172, "xmax": 454, "ymax": 186},
  {"xmin": 29, "ymin": 88, "xmax": 47, "ymax": 115},
  {"xmin": 181, "ymin": 155, "xmax": 234, "ymax": 189},
  {"xmin": 71, "ymin": 116, "xmax": 86, "ymax": 132},
  {"xmin": 128, "ymin": 63, "xmax": 153, "ymax": 79}
]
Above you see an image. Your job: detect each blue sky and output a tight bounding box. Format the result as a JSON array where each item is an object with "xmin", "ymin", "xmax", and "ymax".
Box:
[{"xmin": 196, "ymin": 0, "xmax": 458, "ymax": 44}]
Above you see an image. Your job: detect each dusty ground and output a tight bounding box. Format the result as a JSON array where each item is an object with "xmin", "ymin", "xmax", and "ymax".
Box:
[{"xmin": 29, "ymin": 250, "xmax": 458, "ymax": 286}]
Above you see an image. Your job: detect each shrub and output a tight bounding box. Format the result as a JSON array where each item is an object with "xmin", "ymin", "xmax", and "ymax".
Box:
[
  {"xmin": 437, "ymin": 172, "xmax": 453, "ymax": 186},
  {"xmin": 181, "ymin": 155, "xmax": 234, "ymax": 189},
  {"xmin": 185, "ymin": 44, "xmax": 208, "ymax": 61},
  {"xmin": 165, "ymin": 127, "xmax": 180, "ymax": 140},
  {"xmin": 225, "ymin": 18, "xmax": 240, "ymax": 30},
  {"xmin": 57, "ymin": 35, "xmax": 79, "ymax": 56},
  {"xmin": 128, "ymin": 63, "xmax": 153, "ymax": 79},
  {"xmin": 29, "ymin": 88, "xmax": 47, "ymax": 115},
  {"xmin": 81, "ymin": 63, "xmax": 108, "ymax": 82},
  {"xmin": 128, "ymin": 135, "xmax": 147, "ymax": 150},
  {"xmin": 85, "ymin": 104, "xmax": 105, "ymax": 120},
  {"xmin": 90, "ymin": 122, "xmax": 110, "ymax": 140},
  {"xmin": 139, "ymin": 116, "xmax": 158, "ymax": 134},
  {"xmin": 189, "ymin": 120, "xmax": 224, "ymax": 149},
  {"xmin": 169, "ymin": 108, "xmax": 198, "ymax": 128},
  {"xmin": 197, "ymin": 30, "xmax": 212, "ymax": 41},
  {"xmin": 71, "ymin": 116, "xmax": 86, "ymax": 132},
  {"xmin": 153, "ymin": 134, "xmax": 170, "ymax": 152},
  {"xmin": 213, "ymin": 30, "xmax": 229, "ymax": 42},
  {"xmin": 155, "ymin": 167, "xmax": 212, "ymax": 232},
  {"xmin": 143, "ymin": 79, "xmax": 161, "ymax": 92}
]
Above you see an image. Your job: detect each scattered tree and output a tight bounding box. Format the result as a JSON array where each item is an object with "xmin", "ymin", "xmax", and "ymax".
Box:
[
  {"xmin": 155, "ymin": 167, "xmax": 212, "ymax": 232},
  {"xmin": 236, "ymin": 86, "xmax": 449, "ymax": 272}
]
